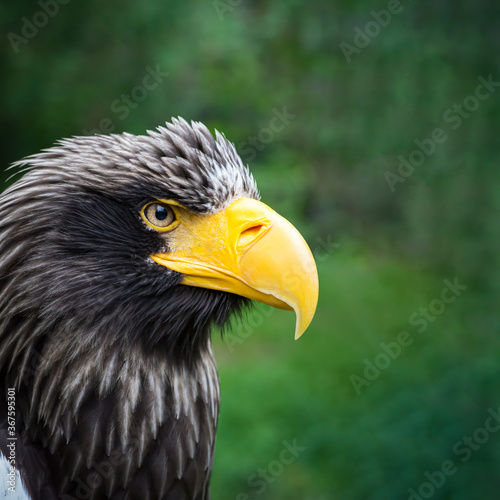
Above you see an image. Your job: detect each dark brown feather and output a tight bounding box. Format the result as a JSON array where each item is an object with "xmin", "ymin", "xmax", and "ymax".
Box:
[{"xmin": 0, "ymin": 119, "xmax": 256, "ymax": 499}]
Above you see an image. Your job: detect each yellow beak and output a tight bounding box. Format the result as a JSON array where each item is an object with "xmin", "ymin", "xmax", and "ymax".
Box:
[{"xmin": 151, "ymin": 197, "xmax": 319, "ymax": 339}]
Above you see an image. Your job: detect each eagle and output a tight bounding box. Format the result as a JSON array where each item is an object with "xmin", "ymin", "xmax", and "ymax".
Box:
[{"xmin": 0, "ymin": 118, "xmax": 318, "ymax": 500}]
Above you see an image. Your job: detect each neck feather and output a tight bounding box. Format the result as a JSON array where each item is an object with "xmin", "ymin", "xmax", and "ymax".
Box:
[{"xmin": 13, "ymin": 327, "xmax": 220, "ymax": 500}]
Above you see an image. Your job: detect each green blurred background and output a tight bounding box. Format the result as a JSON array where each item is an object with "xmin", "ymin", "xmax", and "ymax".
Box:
[{"xmin": 1, "ymin": 1, "xmax": 500, "ymax": 498}]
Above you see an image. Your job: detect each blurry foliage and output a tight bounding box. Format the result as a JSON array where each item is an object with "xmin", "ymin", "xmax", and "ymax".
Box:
[{"xmin": 1, "ymin": 0, "xmax": 500, "ymax": 498}]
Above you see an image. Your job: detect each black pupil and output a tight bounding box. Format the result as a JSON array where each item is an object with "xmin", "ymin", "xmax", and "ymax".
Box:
[{"xmin": 155, "ymin": 205, "xmax": 168, "ymax": 221}]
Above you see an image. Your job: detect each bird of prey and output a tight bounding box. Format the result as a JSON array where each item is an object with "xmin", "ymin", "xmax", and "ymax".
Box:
[{"xmin": 0, "ymin": 118, "xmax": 318, "ymax": 500}]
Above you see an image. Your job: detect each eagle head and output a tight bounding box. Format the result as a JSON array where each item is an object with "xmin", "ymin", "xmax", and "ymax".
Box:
[{"xmin": 0, "ymin": 118, "xmax": 318, "ymax": 499}]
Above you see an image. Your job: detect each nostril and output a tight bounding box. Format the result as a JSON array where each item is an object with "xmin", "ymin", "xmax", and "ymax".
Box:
[{"xmin": 238, "ymin": 225, "xmax": 264, "ymax": 249}]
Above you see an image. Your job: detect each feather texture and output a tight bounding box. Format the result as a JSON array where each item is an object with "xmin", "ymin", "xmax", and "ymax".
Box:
[{"xmin": 0, "ymin": 119, "xmax": 255, "ymax": 499}]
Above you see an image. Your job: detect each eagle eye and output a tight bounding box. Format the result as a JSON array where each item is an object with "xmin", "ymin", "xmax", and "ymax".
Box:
[{"xmin": 141, "ymin": 202, "xmax": 177, "ymax": 231}]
